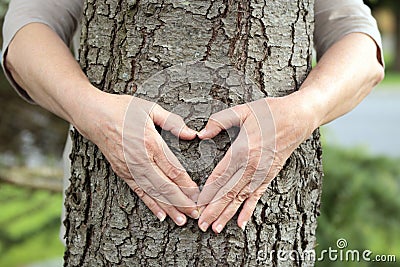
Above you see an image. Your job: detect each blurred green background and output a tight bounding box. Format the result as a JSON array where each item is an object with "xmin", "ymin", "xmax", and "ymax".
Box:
[{"xmin": 0, "ymin": 0, "xmax": 399, "ymax": 266}]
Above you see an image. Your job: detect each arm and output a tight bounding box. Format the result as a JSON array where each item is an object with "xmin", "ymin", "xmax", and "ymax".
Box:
[
  {"xmin": 4, "ymin": 14, "xmax": 200, "ymax": 224},
  {"xmin": 1, "ymin": 0, "xmax": 83, "ymax": 102},
  {"xmin": 294, "ymin": 32, "xmax": 384, "ymax": 128},
  {"xmin": 196, "ymin": 2, "xmax": 384, "ymax": 232},
  {"xmin": 5, "ymin": 23, "xmax": 91, "ymax": 125}
]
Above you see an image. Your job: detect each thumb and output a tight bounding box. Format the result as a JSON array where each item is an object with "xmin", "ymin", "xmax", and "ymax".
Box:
[
  {"xmin": 198, "ymin": 105, "xmax": 248, "ymax": 139},
  {"xmin": 152, "ymin": 104, "xmax": 197, "ymax": 140}
]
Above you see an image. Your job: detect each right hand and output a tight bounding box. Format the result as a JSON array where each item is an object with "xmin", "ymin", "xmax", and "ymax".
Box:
[{"xmin": 76, "ymin": 91, "xmax": 200, "ymax": 226}]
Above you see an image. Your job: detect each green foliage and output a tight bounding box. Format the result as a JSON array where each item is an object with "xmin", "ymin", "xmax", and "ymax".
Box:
[
  {"xmin": 316, "ymin": 144, "xmax": 400, "ymax": 267},
  {"xmin": 365, "ymin": 0, "xmax": 400, "ymax": 10},
  {"xmin": 0, "ymin": 0, "xmax": 9, "ymax": 21},
  {"xmin": 381, "ymin": 71, "xmax": 400, "ymax": 86},
  {"xmin": 0, "ymin": 183, "xmax": 64, "ymax": 267}
]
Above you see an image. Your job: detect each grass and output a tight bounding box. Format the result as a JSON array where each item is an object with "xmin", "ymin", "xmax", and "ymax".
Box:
[{"xmin": 0, "ymin": 183, "xmax": 64, "ymax": 267}]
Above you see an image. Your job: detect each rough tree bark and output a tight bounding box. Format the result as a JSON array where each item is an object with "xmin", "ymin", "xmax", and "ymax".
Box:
[{"xmin": 64, "ymin": 0, "xmax": 323, "ymax": 266}]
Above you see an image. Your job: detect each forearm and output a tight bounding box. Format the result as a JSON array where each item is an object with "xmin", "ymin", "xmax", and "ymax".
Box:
[
  {"xmin": 292, "ymin": 32, "xmax": 384, "ymax": 130},
  {"xmin": 5, "ymin": 23, "xmax": 102, "ymax": 132}
]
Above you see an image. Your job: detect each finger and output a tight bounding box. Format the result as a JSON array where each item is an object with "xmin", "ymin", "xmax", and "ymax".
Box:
[
  {"xmin": 235, "ymin": 158, "xmax": 280, "ymax": 229},
  {"xmin": 197, "ymin": 156, "xmax": 257, "ymax": 231},
  {"xmin": 151, "ymin": 104, "xmax": 197, "ymax": 140},
  {"xmin": 198, "ymin": 169, "xmax": 244, "ymax": 232},
  {"xmin": 197, "ymin": 124, "xmax": 255, "ymax": 207},
  {"xmin": 209, "ymin": 135, "xmax": 264, "ymax": 205},
  {"xmin": 157, "ymin": 200, "xmax": 189, "ymax": 226},
  {"xmin": 124, "ymin": 179, "xmax": 167, "ymax": 222},
  {"xmin": 237, "ymin": 182, "xmax": 270, "ymax": 230},
  {"xmin": 197, "ymin": 105, "xmax": 248, "ymax": 139},
  {"xmin": 125, "ymin": 179, "xmax": 189, "ymax": 226},
  {"xmin": 127, "ymin": 176, "xmax": 198, "ymax": 226},
  {"xmin": 143, "ymin": 169, "xmax": 200, "ymax": 219},
  {"xmin": 128, "ymin": 129, "xmax": 199, "ymax": 218},
  {"xmin": 211, "ymin": 185, "xmax": 252, "ymax": 234},
  {"xmin": 152, "ymin": 136, "xmax": 200, "ymax": 202},
  {"xmin": 198, "ymin": 142, "xmax": 267, "ymax": 231},
  {"xmin": 126, "ymin": 155, "xmax": 200, "ymax": 219},
  {"xmin": 196, "ymin": 146, "xmax": 242, "ymax": 206},
  {"xmin": 147, "ymin": 131, "xmax": 200, "ymax": 202}
]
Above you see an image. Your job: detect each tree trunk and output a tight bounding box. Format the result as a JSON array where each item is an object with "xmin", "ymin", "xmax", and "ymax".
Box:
[{"xmin": 64, "ymin": 0, "xmax": 323, "ymax": 266}]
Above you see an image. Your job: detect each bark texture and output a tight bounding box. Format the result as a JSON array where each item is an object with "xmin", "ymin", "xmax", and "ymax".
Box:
[{"xmin": 64, "ymin": 0, "xmax": 323, "ymax": 266}]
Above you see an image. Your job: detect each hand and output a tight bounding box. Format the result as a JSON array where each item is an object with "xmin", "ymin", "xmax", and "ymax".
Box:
[
  {"xmin": 77, "ymin": 92, "xmax": 200, "ymax": 226},
  {"xmin": 196, "ymin": 95, "xmax": 316, "ymax": 233}
]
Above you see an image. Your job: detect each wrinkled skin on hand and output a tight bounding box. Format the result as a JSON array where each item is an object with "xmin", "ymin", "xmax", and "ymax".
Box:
[
  {"xmin": 86, "ymin": 94, "xmax": 200, "ymax": 226},
  {"xmin": 86, "ymin": 92, "xmax": 313, "ymax": 231},
  {"xmin": 196, "ymin": 96, "xmax": 315, "ymax": 233}
]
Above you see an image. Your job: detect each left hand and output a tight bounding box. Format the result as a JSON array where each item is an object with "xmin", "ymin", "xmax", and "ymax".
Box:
[{"xmin": 196, "ymin": 94, "xmax": 316, "ymax": 233}]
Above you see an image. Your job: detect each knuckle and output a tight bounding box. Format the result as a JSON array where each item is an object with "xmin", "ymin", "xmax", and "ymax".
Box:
[
  {"xmin": 247, "ymin": 159, "xmax": 259, "ymax": 172},
  {"xmin": 222, "ymin": 190, "xmax": 237, "ymax": 202},
  {"xmin": 256, "ymin": 187, "xmax": 269, "ymax": 202},
  {"xmin": 227, "ymin": 191, "xmax": 236, "ymax": 200},
  {"xmin": 209, "ymin": 113, "xmax": 223, "ymax": 128},
  {"xmin": 153, "ymin": 103, "xmax": 162, "ymax": 114},
  {"xmin": 112, "ymin": 162, "xmax": 130, "ymax": 179},
  {"xmin": 144, "ymin": 186, "xmax": 161, "ymax": 199},
  {"xmin": 172, "ymin": 114, "xmax": 185, "ymax": 126},
  {"xmin": 212, "ymin": 176, "xmax": 227, "ymax": 189},
  {"xmin": 244, "ymin": 153, "xmax": 262, "ymax": 172},
  {"xmin": 236, "ymin": 190, "xmax": 250, "ymax": 202},
  {"xmin": 146, "ymin": 134, "xmax": 161, "ymax": 150},
  {"xmin": 217, "ymin": 213, "xmax": 230, "ymax": 224},
  {"xmin": 156, "ymin": 181, "xmax": 178, "ymax": 196},
  {"xmin": 270, "ymin": 160, "xmax": 284, "ymax": 176},
  {"xmin": 249, "ymin": 147, "xmax": 262, "ymax": 158},
  {"xmin": 166, "ymin": 111, "xmax": 184, "ymax": 127},
  {"xmin": 133, "ymin": 186, "xmax": 145, "ymax": 199},
  {"xmin": 251, "ymin": 185, "xmax": 268, "ymax": 199},
  {"xmin": 209, "ymin": 113, "xmax": 219, "ymax": 122},
  {"xmin": 165, "ymin": 165, "xmax": 185, "ymax": 180}
]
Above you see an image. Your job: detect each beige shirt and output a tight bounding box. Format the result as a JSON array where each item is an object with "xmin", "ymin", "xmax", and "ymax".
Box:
[
  {"xmin": 314, "ymin": 0, "xmax": 382, "ymax": 61},
  {"xmin": 1, "ymin": 0, "xmax": 383, "ymax": 102}
]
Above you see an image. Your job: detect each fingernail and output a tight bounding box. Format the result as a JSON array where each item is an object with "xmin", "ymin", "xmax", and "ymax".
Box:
[
  {"xmin": 241, "ymin": 221, "xmax": 247, "ymax": 231},
  {"xmin": 176, "ymin": 215, "xmax": 186, "ymax": 226},
  {"xmin": 191, "ymin": 210, "xmax": 200, "ymax": 219},
  {"xmin": 157, "ymin": 212, "xmax": 166, "ymax": 222},
  {"xmin": 215, "ymin": 224, "xmax": 223, "ymax": 234},
  {"xmin": 199, "ymin": 221, "xmax": 209, "ymax": 232}
]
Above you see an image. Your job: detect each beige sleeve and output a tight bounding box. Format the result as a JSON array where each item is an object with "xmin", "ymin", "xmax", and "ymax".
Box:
[
  {"xmin": 1, "ymin": 0, "xmax": 83, "ymax": 103},
  {"xmin": 314, "ymin": 0, "xmax": 383, "ymax": 65}
]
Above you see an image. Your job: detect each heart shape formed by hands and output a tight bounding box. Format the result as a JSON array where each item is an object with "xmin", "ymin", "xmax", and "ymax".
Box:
[{"xmin": 123, "ymin": 61, "xmax": 276, "ymax": 230}]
